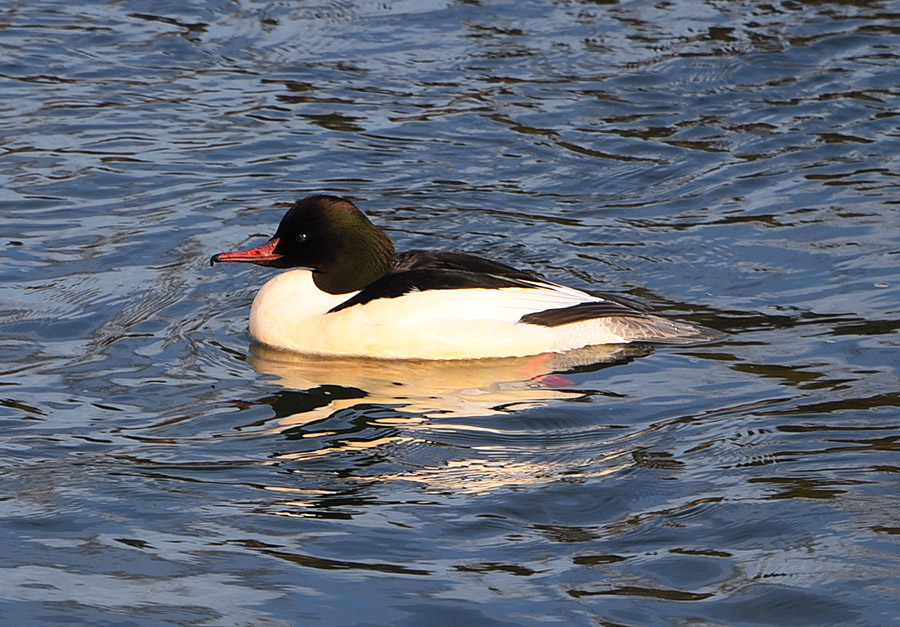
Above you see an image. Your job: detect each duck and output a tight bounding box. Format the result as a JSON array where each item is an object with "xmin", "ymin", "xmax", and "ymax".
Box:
[{"xmin": 211, "ymin": 195, "xmax": 721, "ymax": 360}]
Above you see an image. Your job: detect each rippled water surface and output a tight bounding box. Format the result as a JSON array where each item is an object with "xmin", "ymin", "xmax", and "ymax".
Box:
[{"xmin": 3, "ymin": 1, "xmax": 900, "ymax": 624}]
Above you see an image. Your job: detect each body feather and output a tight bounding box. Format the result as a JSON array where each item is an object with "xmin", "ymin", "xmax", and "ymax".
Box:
[{"xmin": 249, "ymin": 269, "xmax": 716, "ymax": 359}]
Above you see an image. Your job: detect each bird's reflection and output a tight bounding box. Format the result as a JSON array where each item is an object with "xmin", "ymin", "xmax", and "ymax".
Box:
[
  {"xmin": 247, "ymin": 342, "xmax": 650, "ymax": 431},
  {"xmin": 241, "ymin": 344, "xmax": 654, "ymax": 498}
]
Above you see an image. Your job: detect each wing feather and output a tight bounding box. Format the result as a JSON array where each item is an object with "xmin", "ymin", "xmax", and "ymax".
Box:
[{"xmin": 327, "ymin": 263, "xmax": 649, "ymax": 327}]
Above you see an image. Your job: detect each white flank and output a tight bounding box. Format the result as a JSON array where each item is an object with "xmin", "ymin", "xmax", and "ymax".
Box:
[{"xmin": 248, "ymin": 269, "xmax": 707, "ymax": 359}]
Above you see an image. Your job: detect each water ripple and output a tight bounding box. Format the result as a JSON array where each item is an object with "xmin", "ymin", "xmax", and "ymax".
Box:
[{"xmin": 2, "ymin": 0, "xmax": 899, "ymax": 624}]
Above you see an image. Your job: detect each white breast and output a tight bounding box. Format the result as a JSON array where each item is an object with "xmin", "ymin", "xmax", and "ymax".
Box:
[{"xmin": 248, "ymin": 270, "xmax": 352, "ymax": 349}]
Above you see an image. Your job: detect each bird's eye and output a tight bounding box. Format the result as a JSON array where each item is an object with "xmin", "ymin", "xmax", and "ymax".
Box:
[{"xmin": 295, "ymin": 233, "xmax": 308, "ymax": 243}]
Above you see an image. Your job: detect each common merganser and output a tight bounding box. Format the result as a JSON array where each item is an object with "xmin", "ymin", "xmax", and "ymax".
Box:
[{"xmin": 211, "ymin": 195, "xmax": 721, "ymax": 360}]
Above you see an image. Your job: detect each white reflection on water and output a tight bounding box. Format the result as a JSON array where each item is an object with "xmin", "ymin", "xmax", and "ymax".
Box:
[
  {"xmin": 248, "ymin": 341, "xmax": 648, "ymax": 425},
  {"xmin": 247, "ymin": 343, "xmax": 652, "ymax": 494}
]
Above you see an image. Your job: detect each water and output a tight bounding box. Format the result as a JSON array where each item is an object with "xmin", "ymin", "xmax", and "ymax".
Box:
[{"xmin": 2, "ymin": 0, "xmax": 899, "ymax": 624}]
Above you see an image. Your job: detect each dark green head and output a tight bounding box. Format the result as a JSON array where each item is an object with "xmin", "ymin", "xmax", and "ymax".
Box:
[{"xmin": 212, "ymin": 195, "xmax": 396, "ymax": 294}]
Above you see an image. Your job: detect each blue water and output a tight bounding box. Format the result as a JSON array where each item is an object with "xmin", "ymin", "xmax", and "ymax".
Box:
[{"xmin": 2, "ymin": 1, "xmax": 899, "ymax": 625}]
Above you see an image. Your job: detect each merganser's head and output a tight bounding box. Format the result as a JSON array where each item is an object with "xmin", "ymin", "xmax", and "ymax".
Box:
[{"xmin": 212, "ymin": 195, "xmax": 395, "ymax": 294}]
